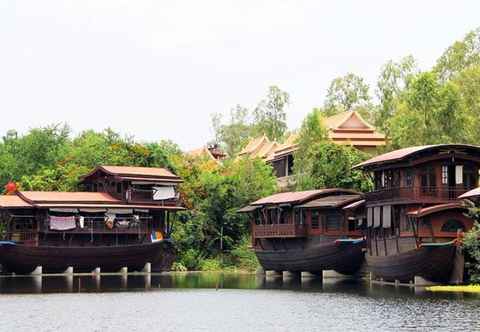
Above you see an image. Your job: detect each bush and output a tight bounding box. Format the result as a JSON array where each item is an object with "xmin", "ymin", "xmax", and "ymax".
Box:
[
  {"xmin": 463, "ymin": 222, "xmax": 480, "ymax": 283},
  {"xmin": 179, "ymin": 248, "xmax": 203, "ymax": 271},
  {"xmin": 230, "ymin": 237, "xmax": 259, "ymax": 272},
  {"xmin": 171, "ymin": 262, "xmax": 188, "ymax": 272},
  {"xmin": 199, "ymin": 258, "xmax": 222, "ymax": 271}
]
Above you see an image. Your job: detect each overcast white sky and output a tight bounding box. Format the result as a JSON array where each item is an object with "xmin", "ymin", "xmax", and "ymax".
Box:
[{"xmin": 1, "ymin": 1, "xmax": 479, "ymax": 150}]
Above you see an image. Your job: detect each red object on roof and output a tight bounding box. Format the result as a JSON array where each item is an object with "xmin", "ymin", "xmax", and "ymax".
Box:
[
  {"xmin": 407, "ymin": 202, "xmax": 466, "ymax": 218},
  {"xmin": 5, "ymin": 182, "xmax": 17, "ymax": 194},
  {"xmin": 250, "ymin": 189, "xmax": 360, "ymax": 206},
  {"xmin": 353, "ymin": 144, "xmax": 480, "ymax": 169}
]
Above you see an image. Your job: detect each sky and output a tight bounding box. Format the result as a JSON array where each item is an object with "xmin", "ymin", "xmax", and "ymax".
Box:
[{"xmin": 1, "ymin": 1, "xmax": 479, "ymax": 150}]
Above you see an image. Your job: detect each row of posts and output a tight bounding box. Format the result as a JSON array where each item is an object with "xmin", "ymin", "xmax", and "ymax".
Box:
[{"xmin": 29, "ymin": 262, "xmax": 152, "ymax": 275}]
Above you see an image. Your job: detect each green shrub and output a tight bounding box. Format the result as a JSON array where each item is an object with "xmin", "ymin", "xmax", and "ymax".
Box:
[
  {"xmin": 199, "ymin": 258, "xmax": 222, "ymax": 271},
  {"xmin": 179, "ymin": 248, "xmax": 203, "ymax": 270},
  {"xmin": 463, "ymin": 222, "xmax": 480, "ymax": 283},
  {"xmin": 230, "ymin": 237, "xmax": 259, "ymax": 272},
  {"xmin": 171, "ymin": 262, "xmax": 187, "ymax": 272}
]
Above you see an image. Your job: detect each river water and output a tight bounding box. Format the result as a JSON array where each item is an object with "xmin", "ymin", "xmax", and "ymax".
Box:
[{"xmin": 0, "ymin": 273, "xmax": 478, "ymax": 332}]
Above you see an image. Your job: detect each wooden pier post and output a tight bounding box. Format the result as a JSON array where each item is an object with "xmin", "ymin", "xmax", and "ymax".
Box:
[
  {"xmin": 143, "ymin": 262, "xmax": 151, "ymax": 273},
  {"xmin": 65, "ymin": 266, "xmax": 73, "ymax": 274},
  {"xmin": 31, "ymin": 266, "xmax": 42, "ymax": 275}
]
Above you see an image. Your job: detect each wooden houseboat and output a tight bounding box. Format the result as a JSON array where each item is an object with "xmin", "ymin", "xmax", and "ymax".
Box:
[
  {"xmin": 353, "ymin": 144, "xmax": 480, "ymax": 283},
  {"xmin": 0, "ymin": 165, "xmax": 184, "ymax": 274},
  {"xmin": 239, "ymin": 189, "xmax": 366, "ymax": 275}
]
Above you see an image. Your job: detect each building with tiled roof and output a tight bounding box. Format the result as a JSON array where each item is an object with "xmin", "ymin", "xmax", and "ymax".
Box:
[{"xmin": 240, "ymin": 111, "xmax": 386, "ymax": 189}]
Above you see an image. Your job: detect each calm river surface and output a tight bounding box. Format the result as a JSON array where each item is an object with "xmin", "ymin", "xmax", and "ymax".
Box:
[{"xmin": 0, "ymin": 272, "xmax": 479, "ymax": 332}]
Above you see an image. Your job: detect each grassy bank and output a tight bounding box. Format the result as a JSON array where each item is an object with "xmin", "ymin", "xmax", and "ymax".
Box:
[{"xmin": 426, "ymin": 285, "xmax": 480, "ymax": 293}]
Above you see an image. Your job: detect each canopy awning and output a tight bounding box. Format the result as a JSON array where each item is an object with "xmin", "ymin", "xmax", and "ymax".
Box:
[
  {"xmin": 343, "ymin": 199, "xmax": 365, "ymax": 210},
  {"xmin": 407, "ymin": 202, "xmax": 466, "ymax": 218},
  {"xmin": 237, "ymin": 205, "xmax": 259, "ymax": 213},
  {"xmin": 459, "ymin": 187, "xmax": 480, "ymax": 199}
]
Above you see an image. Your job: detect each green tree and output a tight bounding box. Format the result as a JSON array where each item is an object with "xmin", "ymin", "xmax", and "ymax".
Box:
[
  {"xmin": 211, "ymin": 105, "xmax": 253, "ymax": 157},
  {"xmin": 324, "ymin": 73, "xmax": 372, "ymax": 117},
  {"xmin": 389, "ymin": 71, "xmax": 470, "ymax": 148},
  {"xmin": 435, "ymin": 27, "xmax": 480, "ymax": 81},
  {"xmin": 294, "ymin": 141, "xmax": 372, "ymax": 192},
  {"xmin": 253, "ymin": 85, "xmax": 289, "ymax": 141},
  {"xmin": 375, "ymin": 56, "xmax": 418, "ymax": 136}
]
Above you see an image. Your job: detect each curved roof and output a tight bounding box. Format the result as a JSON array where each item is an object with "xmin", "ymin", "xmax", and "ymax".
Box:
[
  {"xmin": 407, "ymin": 202, "xmax": 467, "ymax": 218},
  {"xmin": 250, "ymin": 188, "xmax": 361, "ymax": 206},
  {"xmin": 80, "ymin": 165, "xmax": 181, "ymax": 182},
  {"xmin": 353, "ymin": 144, "xmax": 480, "ymax": 169},
  {"xmin": 459, "ymin": 187, "xmax": 480, "ymax": 199},
  {"xmin": 298, "ymin": 194, "xmax": 362, "ymax": 208}
]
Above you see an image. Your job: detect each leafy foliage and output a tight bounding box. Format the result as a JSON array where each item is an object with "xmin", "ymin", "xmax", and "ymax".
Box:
[
  {"xmin": 253, "ymin": 85, "xmax": 289, "ymax": 141},
  {"xmin": 324, "ymin": 73, "xmax": 372, "ymax": 117}
]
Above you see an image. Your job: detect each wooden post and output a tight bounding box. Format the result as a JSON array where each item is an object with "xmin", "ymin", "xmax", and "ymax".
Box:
[{"xmin": 143, "ymin": 262, "xmax": 151, "ymax": 273}]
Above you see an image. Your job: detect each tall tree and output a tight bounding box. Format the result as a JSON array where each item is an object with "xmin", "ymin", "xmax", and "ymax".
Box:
[
  {"xmin": 211, "ymin": 105, "xmax": 253, "ymax": 157},
  {"xmin": 375, "ymin": 56, "xmax": 418, "ymax": 136},
  {"xmin": 435, "ymin": 27, "xmax": 480, "ymax": 81},
  {"xmin": 324, "ymin": 73, "xmax": 372, "ymax": 117},
  {"xmin": 253, "ymin": 85, "xmax": 289, "ymax": 141}
]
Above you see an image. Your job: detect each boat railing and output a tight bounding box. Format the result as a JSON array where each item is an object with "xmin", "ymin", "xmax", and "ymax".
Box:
[
  {"xmin": 364, "ymin": 186, "xmax": 473, "ymax": 202},
  {"xmin": 253, "ymin": 223, "xmax": 306, "ymax": 238},
  {"xmin": 41, "ymin": 215, "xmax": 152, "ymax": 234}
]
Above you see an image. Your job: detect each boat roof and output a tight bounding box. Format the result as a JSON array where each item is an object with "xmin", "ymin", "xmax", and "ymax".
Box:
[
  {"xmin": 250, "ymin": 189, "xmax": 361, "ymax": 206},
  {"xmin": 0, "ymin": 191, "xmax": 184, "ymax": 211},
  {"xmin": 80, "ymin": 165, "xmax": 181, "ymax": 183},
  {"xmin": 353, "ymin": 144, "xmax": 480, "ymax": 170},
  {"xmin": 297, "ymin": 194, "xmax": 362, "ymax": 209},
  {"xmin": 0, "ymin": 195, "xmax": 33, "ymax": 208},
  {"xmin": 459, "ymin": 187, "xmax": 480, "ymax": 199},
  {"xmin": 407, "ymin": 202, "xmax": 467, "ymax": 218}
]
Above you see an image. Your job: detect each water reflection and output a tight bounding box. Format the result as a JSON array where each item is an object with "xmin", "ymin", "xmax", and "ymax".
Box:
[{"xmin": 0, "ymin": 272, "xmax": 478, "ymax": 300}]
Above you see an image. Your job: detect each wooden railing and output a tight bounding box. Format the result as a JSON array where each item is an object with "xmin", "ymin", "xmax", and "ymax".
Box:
[
  {"xmin": 365, "ymin": 186, "xmax": 474, "ymax": 203},
  {"xmin": 253, "ymin": 223, "xmax": 306, "ymax": 238}
]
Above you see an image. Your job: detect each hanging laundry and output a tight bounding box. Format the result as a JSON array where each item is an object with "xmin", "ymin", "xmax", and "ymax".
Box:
[
  {"xmin": 50, "ymin": 216, "xmax": 76, "ymax": 231},
  {"xmin": 79, "ymin": 216, "xmax": 85, "ymax": 229}
]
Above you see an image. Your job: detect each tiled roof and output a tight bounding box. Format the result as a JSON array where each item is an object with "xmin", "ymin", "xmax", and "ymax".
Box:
[
  {"xmin": 251, "ymin": 188, "xmax": 360, "ymax": 206},
  {"xmin": 353, "ymin": 144, "xmax": 480, "ymax": 169},
  {"xmin": 298, "ymin": 194, "xmax": 362, "ymax": 208},
  {"xmin": 0, "ymin": 195, "xmax": 33, "ymax": 208},
  {"xmin": 18, "ymin": 191, "xmax": 120, "ymax": 204}
]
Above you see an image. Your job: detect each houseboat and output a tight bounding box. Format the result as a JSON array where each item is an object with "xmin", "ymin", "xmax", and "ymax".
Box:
[
  {"xmin": 353, "ymin": 144, "xmax": 480, "ymax": 283},
  {"xmin": 239, "ymin": 189, "xmax": 366, "ymax": 275},
  {"xmin": 0, "ymin": 165, "xmax": 184, "ymax": 274}
]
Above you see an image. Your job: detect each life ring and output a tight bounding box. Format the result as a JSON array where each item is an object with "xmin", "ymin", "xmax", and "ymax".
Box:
[{"xmin": 105, "ymin": 220, "xmax": 114, "ymax": 229}]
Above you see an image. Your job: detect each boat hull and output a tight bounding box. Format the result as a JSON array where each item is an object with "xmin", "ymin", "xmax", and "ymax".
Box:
[
  {"xmin": 255, "ymin": 240, "xmax": 365, "ymax": 275},
  {"xmin": 0, "ymin": 240, "xmax": 175, "ymax": 274},
  {"xmin": 366, "ymin": 244, "xmax": 456, "ymax": 283}
]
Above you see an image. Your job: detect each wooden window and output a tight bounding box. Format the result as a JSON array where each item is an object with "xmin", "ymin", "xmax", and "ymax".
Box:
[
  {"xmin": 311, "ymin": 210, "xmax": 320, "ymax": 229},
  {"xmin": 456, "ymin": 165, "xmax": 463, "ymax": 184},
  {"xmin": 464, "ymin": 166, "xmax": 478, "ymax": 189},
  {"xmin": 441, "ymin": 166, "xmax": 448, "ymax": 184},
  {"xmin": 116, "ymin": 182, "xmax": 122, "ymax": 194},
  {"xmin": 404, "ymin": 169, "xmax": 413, "ymax": 187},
  {"xmin": 294, "ymin": 208, "xmax": 301, "ymax": 225},
  {"xmin": 441, "ymin": 219, "xmax": 465, "ymax": 233},
  {"xmin": 326, "ymin": 212, "xmax": 342, "ymax": 231}
]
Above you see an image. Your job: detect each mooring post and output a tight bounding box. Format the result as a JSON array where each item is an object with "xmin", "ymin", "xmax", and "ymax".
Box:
[
  {"xmin": 120, "ymin": 267, "xmax": 128, "ymax": 275},
  {"xmin": 31, "ymin": 266, "xmax": 42, "ymax": 275},
  {"xmin": 143, "ymin": 262, "xmax": 151, "ymax": 273},
  {"xmin": 93, "ymin": 267, "xmax": 101, "ymax": 275},
  {"xmin": 65, "ymin": 266, "xmax": 73, "ymax": 275}
]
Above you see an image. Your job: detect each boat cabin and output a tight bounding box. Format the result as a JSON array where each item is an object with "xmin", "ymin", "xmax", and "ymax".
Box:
[
  {"xmin": 79, "ymin": 165, "xmax": 182, "ymax": 204},
  {"xmin": 354, "ymin": 144, "xmax": 480, "ymax": 282},
  {"xmin": 240, "ymin": 189, "xmax": 363, "ymax": 248}
]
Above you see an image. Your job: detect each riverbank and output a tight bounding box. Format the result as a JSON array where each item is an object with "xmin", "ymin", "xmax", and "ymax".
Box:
[{"xmin": 426, "ymin": 285, "xmax": 480, "ymax": 293}]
